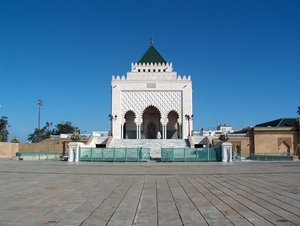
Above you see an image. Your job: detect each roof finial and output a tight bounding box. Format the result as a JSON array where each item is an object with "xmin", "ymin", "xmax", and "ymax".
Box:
[{"xmin": 150, "ymin": 37, "xmax": 153, "ymax": 45}]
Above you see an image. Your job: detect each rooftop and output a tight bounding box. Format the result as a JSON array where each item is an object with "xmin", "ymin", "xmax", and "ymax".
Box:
[
  {"xmin": 138, "ymin": 45, "xmax": 166, "ymax": 64},
  {"xmin": 255, "ymin": 118, "xmax": 297, "ymax": 127}
]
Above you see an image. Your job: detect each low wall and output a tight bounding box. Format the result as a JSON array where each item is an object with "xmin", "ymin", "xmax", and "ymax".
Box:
[
  {"xmin": 0, "ymin": 142, "xmax": 19, "ymax": 157},
  {"xmin": 0, "ymin": 138, "xmax": 88, "ymax": 157},
  {"xmin": 18, "ymin": 138, "xmax": 89, "ymax": 156}
]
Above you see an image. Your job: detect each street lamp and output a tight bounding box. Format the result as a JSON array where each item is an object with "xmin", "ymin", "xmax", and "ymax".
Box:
[
  {"xmin": 37, "ymin": 99, "xmax": 42, "ymax": 142},
  {"xmin": 108, "ymin": 114, "xmax": 117, "ymax": 136},
  {"xmin": 185, "ymin": 114, "xmax": 194, "ymax": 137}
]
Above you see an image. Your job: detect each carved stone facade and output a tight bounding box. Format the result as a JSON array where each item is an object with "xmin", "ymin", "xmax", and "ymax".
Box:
[{"xmin": 110, "ymin": 45, "xmax": 193, "ymax": 139}]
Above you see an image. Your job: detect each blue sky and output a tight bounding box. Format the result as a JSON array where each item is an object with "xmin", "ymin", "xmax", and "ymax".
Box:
[{"xmin": 0, "ymin": 0, "xmax": 299, "ymax": 142}]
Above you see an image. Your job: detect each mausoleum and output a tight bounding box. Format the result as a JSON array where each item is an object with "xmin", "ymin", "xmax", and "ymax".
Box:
[{"xmin": 110, "ymin": 42, "xmax": 193, "ymax": 140}]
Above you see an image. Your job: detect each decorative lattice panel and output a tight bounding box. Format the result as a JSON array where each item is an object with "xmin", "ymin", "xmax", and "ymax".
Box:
[{"xmin": 121, "ymin": 91, "xmax": 182, "ymax": 123}]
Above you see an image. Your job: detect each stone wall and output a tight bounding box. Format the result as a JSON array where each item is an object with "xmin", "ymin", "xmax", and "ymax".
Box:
[
  {"xmin": 19, "ymin": 142, "xmax": 65, "ymax": 155},
  {"xmin": 0, "ymin": 142, "xmax": 18, "ymax": 157},
  {"xmin": 228, "ymin": 138, "xmax": 251, "ymax": 154},
  {"xmin": 18, "ymin": 138, "xmax": 88, "ymax": 156},
  {"xmin": 251, "ymin": 127, "xmax": 298, "ymax": 154},
  {"xmin": 0, "ymin": 138, "xmax": 88, "ymax": 157}
]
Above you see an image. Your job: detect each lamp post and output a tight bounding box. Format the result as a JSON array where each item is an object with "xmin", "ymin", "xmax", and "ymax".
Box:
[
  {"xmin": 185, "ymin": 114, "xmax": 194, "ymax": 137},
  {"xmin": 37, "ymin": 99, "xmax": 42, "ymax": 142},
  {"xmin": 108, "ymin": 114, "xmax": 117, "ymax": 136}
]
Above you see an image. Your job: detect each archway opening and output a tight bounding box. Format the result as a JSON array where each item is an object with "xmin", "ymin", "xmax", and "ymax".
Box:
[
  {"xmin": 236, "ymin": 145, "xmax": 241, "ymax": 159},
  {"xmin": 279, "ymin": 141, "xmax": 290, "ymax": 155},
  {"xmin": 142, "ymin": 106, "xmax": 161, "ymax": 139},
  {"xmin": 124, "ymin": 111, "xmax": 136, "ymax": 139},
  {"xmin": 147, "ymin": 123, "xmax": 156, "ymax": 139},
  {"xmin": 167, "ymin": 111, "xmax": 179, "ymax": 139}
]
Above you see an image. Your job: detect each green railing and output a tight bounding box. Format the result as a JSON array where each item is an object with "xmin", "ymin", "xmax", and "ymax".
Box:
[
  {"xmin": 17, "ymin": 152, "xmax": 59, "ymax": 161},
  {"xmin": 254, "ymin": 153, "xmax": 291, "ymax": 161},
  {"xmin": 79, "ymin": 147, "xmax": 150, "ymax": 162},
  {"xmin": 234, "ymin": 153, "xmax": 293, "ymax": 161},
  {"xmin": 161, "ymin": 147, "xmax": 222, "ymax": 162}
]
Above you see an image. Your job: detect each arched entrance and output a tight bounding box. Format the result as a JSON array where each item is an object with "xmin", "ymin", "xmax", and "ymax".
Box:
[
  {"xmin": 147, "ymin": 123, "xmax": 156, "ymax": 139},
  {"xmin": 167, "ymin": 111, "xmax": 179, "ymax": 139},
  {"xmin": 279, "ymin": 141, "xmax": 290, "ymax": 155},
  {"xmin": 124, "ymin": 111, "xmax": 136, "ymax": 139},
  {"xmin": 142, "ymin": 106, "xmax": 161, "ymax": 139},
  {"xmin": 236, "ymin": 145, "xmax": 241, "ymax": 159}
]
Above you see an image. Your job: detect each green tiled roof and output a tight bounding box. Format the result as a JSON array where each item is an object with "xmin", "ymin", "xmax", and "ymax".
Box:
[
  {"xmin": 255, "ymin": 118, "xmax": 297, "ymax": 127},
  {"xmin": 138, "ymin": 45, "xmax": 166, "ymax": 64}
]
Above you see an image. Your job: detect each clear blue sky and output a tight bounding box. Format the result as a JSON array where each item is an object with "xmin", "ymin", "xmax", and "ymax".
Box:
[{"xmin": 0, "ymin": 0, "xmax": 299, "ymax": 142}]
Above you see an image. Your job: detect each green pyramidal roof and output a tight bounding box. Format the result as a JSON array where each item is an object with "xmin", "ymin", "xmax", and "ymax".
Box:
[
  {"xmin": 138, "ymin": 45, "xmax": 166, "ymax": 64},
  {"xmin": 255, "ymin": 118, "xmax": 297, "ymax": 127}
]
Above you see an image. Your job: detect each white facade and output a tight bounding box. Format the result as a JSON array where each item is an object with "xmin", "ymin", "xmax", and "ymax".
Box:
[{"xmin": 110, "ymin": 45, "xmax": 193, "ymax": 140}]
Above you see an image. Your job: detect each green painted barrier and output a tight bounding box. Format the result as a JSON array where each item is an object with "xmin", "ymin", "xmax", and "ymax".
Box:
[
  {"xmin": 79, "ymin": 147, "xmax": 150, "ymax": 162},
  {"xmin": 161, "ymin": 146, "xmax": 222, "ymax": 162},
  {"xmin": 248, "ymin": 153, "xmax": 293, "ymax": 161},
  {"xmin": 16, "ymin": 152, "xmax": 59, "ymax": 161}
]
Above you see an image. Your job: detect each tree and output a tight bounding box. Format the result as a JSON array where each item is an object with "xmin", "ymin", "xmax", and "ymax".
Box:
[
  {"xmin": 27, "ymin": 121, "xmax": 79, "ymax": 143},
  {"xmin": 0, "ymin": 116, "xmax": 9, "ymax": 142},
  {"xmin": 27, "ymin": 126, "xmax": 48, "ymax": 143},
  {"xmin": 53, "ymin": 121, "xmax": 77, "ymax": 135},
  {"xmin": 11, "ymin": 137, "xmax": 20, "ymax": 143},
  {"xmin": 297, "ymin": 107, "xmax": 300, "ymax": 115}
]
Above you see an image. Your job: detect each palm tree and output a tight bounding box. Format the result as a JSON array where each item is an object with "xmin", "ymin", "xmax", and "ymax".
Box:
[{"xmin": 297, "ymin": 107, "xmax": 300, "ymax": 115}]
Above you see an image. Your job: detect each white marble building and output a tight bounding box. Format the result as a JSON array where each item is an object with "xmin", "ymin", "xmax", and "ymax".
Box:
[{"xmin": 110, "ymin": 43, "xmax": 193, "ymax": 140}]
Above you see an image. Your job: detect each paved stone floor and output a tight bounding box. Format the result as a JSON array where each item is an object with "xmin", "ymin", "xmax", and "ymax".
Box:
[{"xmin": 0, "ymin": 159, "xmax": 299, "ymax": 226}]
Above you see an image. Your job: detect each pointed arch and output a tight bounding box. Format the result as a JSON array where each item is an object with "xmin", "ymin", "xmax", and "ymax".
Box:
[
  {"xmin": 167, "ymin": 110, "xmax": 180, "ymax": 139},
  {"xmin": 278, "ymin": 140, "xmax": 290, "ymax": 155},
  {"xmin": 124, "ymin": 110, "xmax": 136, "ymax": 139},
  {"xmin": 236, "ymin": 145, "xmax": 241, "ymax": 158},
  {"xmin": 141, "ymin": 105, "xmax": 161, "ymax": 118},
  {"xmin": 142, "ymin": 106, "xmax": 161, "ymax": 139}
]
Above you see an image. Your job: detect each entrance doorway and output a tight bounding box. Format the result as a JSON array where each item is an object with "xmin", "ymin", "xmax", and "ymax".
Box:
[
  {"xmin": 142, "ymin": 106, "xmax": 160, "ymax": 139},
  {"xmin": 124, "ymin": 111, "xmax": 136, "ymax": 139},
  {"xmin": 148, "ymin": 123, "xmax": 156, "ymax": 139}
]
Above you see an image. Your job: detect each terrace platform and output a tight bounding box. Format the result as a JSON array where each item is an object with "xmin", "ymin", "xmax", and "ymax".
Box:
[{"xmin": 0, "ymin": 158, "xmax": 300, "ymax": 225}]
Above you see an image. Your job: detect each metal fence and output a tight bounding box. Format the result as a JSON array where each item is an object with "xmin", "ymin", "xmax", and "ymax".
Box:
[
  {"xmin": 234, "ymin": 153, "xmax": 293, "ymax": 161},
  {"xmin": 17, "ymin": 152, "xmax": 59, "ymax": 161},
  {"xmin": 161, "ymin": 146, "xmax": 222, "ymax": 162},
  {"xmin": 16, "ymin": 150, "xmax": 293, "ymax": 162},
  {"xmin": 79, "ymin": 147, "xmax": 151, "ymax": 162}
]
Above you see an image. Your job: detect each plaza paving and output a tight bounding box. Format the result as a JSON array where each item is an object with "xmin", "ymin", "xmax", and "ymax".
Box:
[{"xmin": 0, "ymin": 159, "xmax": 300, "ymax": 226}]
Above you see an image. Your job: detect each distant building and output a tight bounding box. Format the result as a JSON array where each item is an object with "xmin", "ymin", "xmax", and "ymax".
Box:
[
  {"xmin": 248, "ymin": 118, "xmax": 300, "ymax": 155},
  {"xmin": 232, "ymin": 118, "xmax": 300, "ymax": 157},
  {"xmin": 193, "ymin": 124, "xmax": 233, "ymax": 137}
]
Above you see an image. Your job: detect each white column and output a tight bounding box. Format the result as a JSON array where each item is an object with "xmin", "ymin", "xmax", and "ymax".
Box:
[
  {"xmin": 121, "ymin": 124, "xmax": 123, "ymax": 139},
  {"xmin": 68, "ymin": 142, "xmax": 84, "ymax": 162},
  {"xmin": 222, "ymin": 142, "xmax": 233, "ymax": 162}
]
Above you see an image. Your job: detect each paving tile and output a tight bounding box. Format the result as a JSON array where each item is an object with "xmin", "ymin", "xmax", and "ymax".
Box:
[{"xmin": 0, "ymin": 159, "xmax": 299, "ymax": 225}]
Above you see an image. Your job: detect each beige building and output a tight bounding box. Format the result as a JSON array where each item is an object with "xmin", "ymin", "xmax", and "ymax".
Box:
[{"xmin": 229, "ymin": 118, "xmax": 300, "ymax": 158}]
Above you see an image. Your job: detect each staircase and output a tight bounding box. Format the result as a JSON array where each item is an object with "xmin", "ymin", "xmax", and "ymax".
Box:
[{"xmin": 109, "ymin": 139, "xmax": 190, "ymax": 158}]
